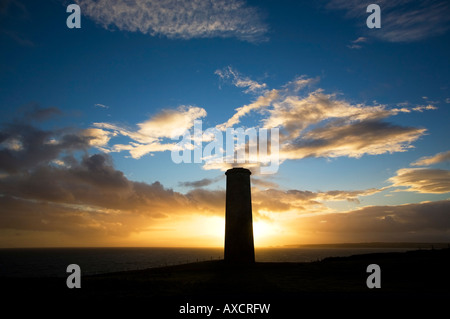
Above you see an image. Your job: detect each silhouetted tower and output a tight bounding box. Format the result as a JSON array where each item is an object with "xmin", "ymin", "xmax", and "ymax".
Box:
[{"xmin": 224, "ymin": 167, "xmax": 255, "ymax": 263}]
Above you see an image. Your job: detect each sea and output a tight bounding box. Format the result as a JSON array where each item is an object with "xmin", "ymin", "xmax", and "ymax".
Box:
[{"xmin": 0, "ymin": 246, "xmax": 435, "ymax": 278}]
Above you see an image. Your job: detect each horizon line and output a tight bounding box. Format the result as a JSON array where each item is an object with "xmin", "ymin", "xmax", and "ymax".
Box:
[{"xmin": 1, "ymin": 242, "xmax": 449, "ymax": 249}]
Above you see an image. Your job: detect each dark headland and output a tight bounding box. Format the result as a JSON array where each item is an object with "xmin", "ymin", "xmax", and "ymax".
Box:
[{"xmin": 4, "ymin": 247, "xmax": 450, "ymax": 315}]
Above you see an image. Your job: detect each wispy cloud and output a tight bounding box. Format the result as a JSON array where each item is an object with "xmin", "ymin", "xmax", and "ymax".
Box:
[
  {"xmin": 388, "ymin": 168, "xmax": 450, "ymax": 193},
  {"xmin": 347, "ymin": 36, "xmax": 367, "ymax": 49},
  {"xmin": 412, "ymin": 150, "xmax": 450, "ymax": 166},
  {"xmin": 95, "ymin": 105, "xmax": 207, "ymax": 158},
  {"xmin": 95, "ymin": 103, "xmax": 109, "ymax": 109},
  {"xmin": 215, "ymin": 66, "xmax": 267, "ymax": 94},
  {"xmin": 1, "ymin": 29, "xmax": 34, "ymax": 47},
  {"xmin": 76, "ymin": 0, "xmax": 268, "ymax": 42},
  {"xmin": 411, "ymin": 104, "xmax": 438, "ymax": 112},
  {"xmin": 215, "ymin": 89, "xmax": 279, "ymax": 131},
  {"xmin": 179, "ymin": 176, "xmax": 223, "ymax": 188},
  {"xmin": 327, "ymin": 0, "xmax": 450, "ymax": 42},
  {"xmin": 214, "ymin": 72, "xmax": 318, "ymax": 131}
]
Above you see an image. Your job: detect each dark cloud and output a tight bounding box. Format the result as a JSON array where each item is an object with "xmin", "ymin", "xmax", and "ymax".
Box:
[
  {"xmin": 0, "ymin": 106, "xmax": 113, "ymax": 174},
  {"xmin": 300, "ymin": 200, "xmax": 450, "ymax": 242},
  {"xmin": 0, "ymin": 111, "xmax": 198, "ymax": 237},
  {"xmin": 18, "ymin": 104, "xmax": 62, "ymax": 122},
  {"xmin": 186, "ymin": 188, "xmax": 226, "ymax": 214},
  {"xmin": 0, "ymin": 122, "xmax": 91, "ymax": 173},
  {"xmin": 0, "ymin": 151, "xmax": 210, "ymax": 237},
  {"xmin": 179, "ymin": 176, "xmax": 223, "ymax": 188},
  {"xmin": 0, "ymin": 152, "xmax": 191, "ymax": 214}
]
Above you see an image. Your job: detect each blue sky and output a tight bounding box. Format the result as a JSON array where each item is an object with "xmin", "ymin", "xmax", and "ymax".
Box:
[{"xmin": 0, "ymin": 0, "xmax": 449, "ymax": 247}]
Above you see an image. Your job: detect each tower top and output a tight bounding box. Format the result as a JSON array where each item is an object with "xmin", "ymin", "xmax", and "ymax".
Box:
[{"xmin": 225, "ymin": 167, "xmax": 251, "ymax": 176}]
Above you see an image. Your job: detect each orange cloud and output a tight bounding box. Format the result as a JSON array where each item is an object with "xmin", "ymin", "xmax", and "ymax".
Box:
[
  {"xmin": 294, "ymin": 200, "xmax": 450, "ymax": 243},
  {"xmin": 411, "ymin": 150, "xmax": 450, "ymax": 166},
  {"xmin": 388, "ymin": 168, "xmax": 450, "ymax": 194}
]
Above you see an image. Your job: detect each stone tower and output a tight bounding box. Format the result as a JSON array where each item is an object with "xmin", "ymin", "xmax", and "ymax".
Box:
[{"xmin": 224, "ymin": 167, "xmax": 255, "ymax": 263}]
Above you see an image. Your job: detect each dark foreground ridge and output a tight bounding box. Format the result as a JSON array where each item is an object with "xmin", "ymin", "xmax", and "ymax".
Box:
[{"xmin": 4, "ymin": 248, "xmax": 450, "ymax": 315}]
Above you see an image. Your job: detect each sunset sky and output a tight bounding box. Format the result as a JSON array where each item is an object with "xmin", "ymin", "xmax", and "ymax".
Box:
[{"xmin": 1, "ymin": 0, "xmax": 449, "ymax": 248}]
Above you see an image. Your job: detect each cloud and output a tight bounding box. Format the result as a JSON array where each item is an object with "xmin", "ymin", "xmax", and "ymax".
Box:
[
  {"xmin": 352, "ymin": 36, "xmax": 368, "ymax": 43},
  {"xmin": 0, "ymin": 157, "xmax": 198, "ymax": 237},
  {"xmin": 297, "ymin": 200, "xmax": 450, "ymax": 242},
  {"xmin": 80, "ymin": 128, "xmax": 112, "ymax": 148},
  {"xmin": 252, "ymin": 188, "xmax": 324, "ymax": 214},
  {"xmin": 258, "ymin": 87, "xmax": 426, "ymax": 161},
  {"xmin": 0, "ymin": 112, "xmax": 205, "ymax": 237},
  {"xmin": 185, "ymin": 188, "xmax": 225, "ymax": 214},
  {"xmin": 412, "ymin": 150, "xmax": 450, "ymax": 166},
  {"xmin": 95, "ymin": 105, "xmax": 206, "ymax": 158},
  {"xmin": 215, "ymin": 66, "xmax": 267, "ymax": 94},
  {"xmin": 264, "ymin": 90, "xmax": 390, "ymax": 139},
  {"xmin": 412, "ymin": 104, "xmax": 438, "ymax": 112},
  {"xmin": 326, "ymin": 0, "xmax": 450, "ymax": 42},
  {"xmin": 137, "ymin": 106, "xmax": 206, "ymax": 140},
  {"xmin": 0, "ymin": 107, "xmax": 382, "ymax": 239},
  {"xmin": 388, "ymin": 168, "xmax": 450, "ymax": 193},
  {"xmin": 347, "ymin": 36, "xmax": 367, "ymax": 49},
  {"xmin": 251, "ymin": 177, "xmax": 279, "ymax": 190},
  {"xmin": 216, "ymin": 89, "xmax": 279, "ymax": 130},
  {"xmin": 1, "ymin": 106, "xmax": 446, "ymax": 246},
  {"xmin": 0, "ymin": 119, "xmax": 222, "ymax": 238},
  {"xmin": 0, "ymin": 118, "xmax": 100, "ymax": 174},
  {"xmin": 281, "ymin": 120, "xmax": 425, "ymax": 160},
  {"xmin": 0, "ymin": 153, "xmax": 189, "ymax": 212},
  {"xmin": 0, "ymin": 109, "xmax": 202, "ymax": 235},
  {"xmin": 95, "ymin": 103, "xmax": 109, "ymax": 109},
  {"xmin": 179, "ymin": 176, "xmax": 223, "ymax": 188},
  {"xmin": 252, "ymin": 187, "xmax": 381, "ymax": 215},
  {"xmin": 75, "ymin": 0, "xmax": 268, "ymax": 42},
  {"xmin": 92, "ymin": 73, "xmax": 430, "ymax": 171},
  {"xmin": 317, "ymin": 188, "xmax": 381, "ymax": 204},
  {"xmin": 16, "ymin": 103, "xmax": 62, "ymax": 122},
  {"xmin": 347, "ymin": 44, "xmax": 362, "ymax": 49}
]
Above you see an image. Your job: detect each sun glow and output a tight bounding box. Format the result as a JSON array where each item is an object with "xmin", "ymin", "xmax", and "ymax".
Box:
[{"xmin": 253, "ymin": 220, "xmax": 279, "ymax": 247}]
